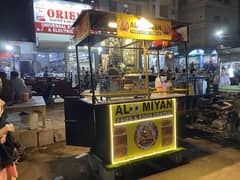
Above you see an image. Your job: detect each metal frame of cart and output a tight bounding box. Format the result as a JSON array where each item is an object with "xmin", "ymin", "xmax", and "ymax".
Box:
[{"xmin": 64, "ymin": 9, "xmax": 190, "ymax": 178}]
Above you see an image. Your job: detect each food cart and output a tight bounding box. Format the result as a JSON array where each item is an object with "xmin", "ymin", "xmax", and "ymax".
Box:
[{"xmin": 64, "ymin": 10, "xmax": 190, "ymax": 179}]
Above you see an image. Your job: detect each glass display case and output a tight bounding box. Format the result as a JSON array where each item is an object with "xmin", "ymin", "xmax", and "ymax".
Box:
[{"xmin": 93, "ymin": 38, "xmax": 147, "ymax": 96}]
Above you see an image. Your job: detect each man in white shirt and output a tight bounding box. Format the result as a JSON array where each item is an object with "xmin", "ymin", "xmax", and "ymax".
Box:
[{"xmin": 220, "ymin": 68, "xmax": 231, "ymax": 85}]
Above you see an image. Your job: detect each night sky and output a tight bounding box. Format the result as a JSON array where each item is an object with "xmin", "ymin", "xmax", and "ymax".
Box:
[
  {"xmin": 0, "ymin": 0, "xmax": 35, "ymax": 42},
  {"xmin": 0, "ymin": 0, "xmax": 96, "ymax": 42}
]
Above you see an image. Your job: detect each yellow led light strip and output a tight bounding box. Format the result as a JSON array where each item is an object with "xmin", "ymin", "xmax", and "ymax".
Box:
[
  {"xmin": 112, "ymin": 146, "xmax": 177, "ymax": 165},
  {"xmin": 173, "ymin": 98, "xmax": 177, "ymax": 149},
  {"xmin": 114, "ymin": 114, "xmax": 173, "ymax": 127},
  {"xmin": 109, "ymin": 104, "xmax": 114, "ymax": 164}
]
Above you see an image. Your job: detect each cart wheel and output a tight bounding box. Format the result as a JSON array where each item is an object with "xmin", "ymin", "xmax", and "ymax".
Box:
[
  {"xmin": 115, "ymin": 170, "xmax": 124, "ymax": 180},
  {"xmin": 87, "ymin": 155, "xmax": 100, "ymax": 177},
  {"xmin": 169, "ymin": 152, "xmax": 186, "ymax": 165}
]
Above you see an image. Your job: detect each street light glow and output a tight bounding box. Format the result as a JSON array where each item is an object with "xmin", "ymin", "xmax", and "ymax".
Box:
[
  {"xmin": 6, "ymin": 45, "xmax": 13, "ymax": 51},
  {"xmin": 216, "ymin": 30, "xmax": 223, "ymax": 37}
]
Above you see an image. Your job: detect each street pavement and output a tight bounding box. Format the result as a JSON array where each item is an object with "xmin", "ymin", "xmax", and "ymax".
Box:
[
  {"xmin": 16, "ymin": 137, "xmax": 240, "ymax": 179},
  {"xmin": 12, "ymin": 103, "xmax": 240, "ymax": 180}
]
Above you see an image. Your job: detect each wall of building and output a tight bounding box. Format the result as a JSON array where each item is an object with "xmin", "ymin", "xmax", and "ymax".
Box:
[
  {"xmin": 179, "ymin": 0, "xmax": 239, "ymax": 51},
  {"xmin": 148, "ymin": 0, "xmax": 179, "ymax": 19},
  {"xmin": 98, "ymin": 0, "xmax": 179, "ymax": 20}
]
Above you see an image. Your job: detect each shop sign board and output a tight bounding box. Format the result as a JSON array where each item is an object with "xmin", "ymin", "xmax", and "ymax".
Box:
[
  {"xmin": 117, "ymin": 13, "xmax": 172, "ymax": 41},
  {"xmin": 109, "ymin": 98, "xmax": 176, "ymax": 165},
  {"xmin": 0, "ymin": 52, "xmax": 13, "ymax": 59},
  {"xmin": 33, "ymin": 0, "xmax": 91, "ymax": 35},
  {"xmin": 172, "ymin": 26, "xmax": 189, "ymax": 42}
]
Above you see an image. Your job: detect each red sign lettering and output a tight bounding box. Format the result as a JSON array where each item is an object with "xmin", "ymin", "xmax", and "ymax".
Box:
[
  {"xmin": 47, "ymin": 9, "xmax": 54, "ymax": 17},
  {"xmin": 69, "ymin": 12, "xmax": 75, "ymax": 20},
  {"xmin": 46, "ymin": 9, "xmax": 80, "ymax": 20},
  {"xmin": 56, "ymin": 10, "xmax": 63, "ymax": 19}
]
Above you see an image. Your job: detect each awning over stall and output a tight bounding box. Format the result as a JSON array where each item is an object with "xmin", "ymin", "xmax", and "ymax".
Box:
[{"xmin": 72, "ymin": 10, "xmax": 189, "ymax": 46}]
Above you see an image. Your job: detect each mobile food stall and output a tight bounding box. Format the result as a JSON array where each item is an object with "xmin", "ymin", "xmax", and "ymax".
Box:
[{"xmin": 64, "ymin": 10, "xmax": 190, "ymax": 179}]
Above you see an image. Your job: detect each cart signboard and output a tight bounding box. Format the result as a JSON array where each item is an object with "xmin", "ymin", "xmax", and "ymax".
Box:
[
  {"xmin": 109, "ymin": 98, "xmax": 176, "ymax": 165},
  {"xmin": 117, "ymin": 13, "xmax": 172, "ymax": 41},
  {"xmin": 74, "ymin": 13, "xmax": 90, "ymax": 43}
]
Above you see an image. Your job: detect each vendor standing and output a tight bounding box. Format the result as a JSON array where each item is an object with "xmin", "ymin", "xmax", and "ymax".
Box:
[{"xmin": 220, "ymin": 68, "xmax": 231, "ymax": 85}]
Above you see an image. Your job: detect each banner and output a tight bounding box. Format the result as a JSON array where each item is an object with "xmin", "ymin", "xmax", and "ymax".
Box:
[
  {"xmin": 110, "ymin": 99, "xmax": 176, "ymax": 164},
  {"xmin": 172, "ymin": 26, "xmax": 189, "ymax": 42},
  {"xmin": 117, "ymin": 13, "xmax": 172, "ymax": 41},
  {"xmin": 33, "ymin": 0, "xmax": 91, "ymax": 35}
]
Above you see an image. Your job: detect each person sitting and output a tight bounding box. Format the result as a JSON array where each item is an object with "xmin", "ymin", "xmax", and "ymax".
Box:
[
  {"xmin": 0, "ymin": 72, "xmax": 13, "ymax": 105},
  {"xmin": 10, "ymin": 71, "xmax": 31, "ymax": 102}
]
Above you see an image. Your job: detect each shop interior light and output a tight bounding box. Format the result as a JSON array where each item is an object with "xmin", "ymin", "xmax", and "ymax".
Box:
[
  {"xmin": 215, "ymin": 30, "xmax": 223, "ymax": 37},
  {"xmin": 5, "ymin": 45, "xmax": 13, "ymax": 51},
  {"xmin": 97, "ymin": 47, "xmax": 102, "ymax": 54},
  {"xmin": 137, "ymin": 17, "xmax": 153, "ymax": 30},
  {"xmin": 228, "ymin": 67, "xmax": 234, "ymax": 78},
  {"xmin": 68, "ymin": 46, "xmax": 74, "ymax": 50},
  {"xmin": 108, "ymin": 22, "xmax": 117, "ymax": 28}
]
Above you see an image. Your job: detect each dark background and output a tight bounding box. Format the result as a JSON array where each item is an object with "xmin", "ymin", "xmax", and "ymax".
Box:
[
  {"xmin": 0, "ymin": 0, "xmax": 35, "ymax": 42},
  {"xmin": 0, "ymin": 0, "xmax": 97, "ymax": 42}
]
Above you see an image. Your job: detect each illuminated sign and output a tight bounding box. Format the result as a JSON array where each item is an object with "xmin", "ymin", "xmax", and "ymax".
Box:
[
  {"xmin": 33, "ymin": 0, "xmax": 91, "ymax": 35},
  {"xmin": 109, "ymin": 99, "xmax": 177, "ymax": 165},
  {"xmin": 117, "ymin": 13, "xmax": 172, "ymax": 40}
]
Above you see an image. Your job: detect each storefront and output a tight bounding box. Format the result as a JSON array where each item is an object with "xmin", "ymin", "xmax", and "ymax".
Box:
[
  {"xmin": 177, "ymin": 49, "xmax": 218, "ymax": 71},
  {"xmin": 64, "ymin": 10, "xmax": 190, "ymax": 177},
  {"xmin": 218, "ymin": 47, "xmax": 240, "ymax": 92},
  {"xmin": 33, "ymin": 0, "xmax": 91, "ymax": 81},
  {"xmin": 0, "ymin": 41, "xmax": 35, "ymax": 77}
]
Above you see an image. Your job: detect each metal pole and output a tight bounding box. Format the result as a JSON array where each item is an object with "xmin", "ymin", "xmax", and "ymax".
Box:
[
  {"xmin": 143, "ymin": 40, "xmax": 150, "ymax": 98},
  {"xmin": 184, "ymin": 42, "xmax": 189, "ymax": 95},
  {"xmin": 157, "ymin": 49, "xmax": 160, "ymax": 75},
  {"xmin": 75, "ymin": 45, "xmax": 81, "ymax": 95},
  {"xmin": 87, "ymin": 37, "xmax": 96, "ymax": 104}
]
